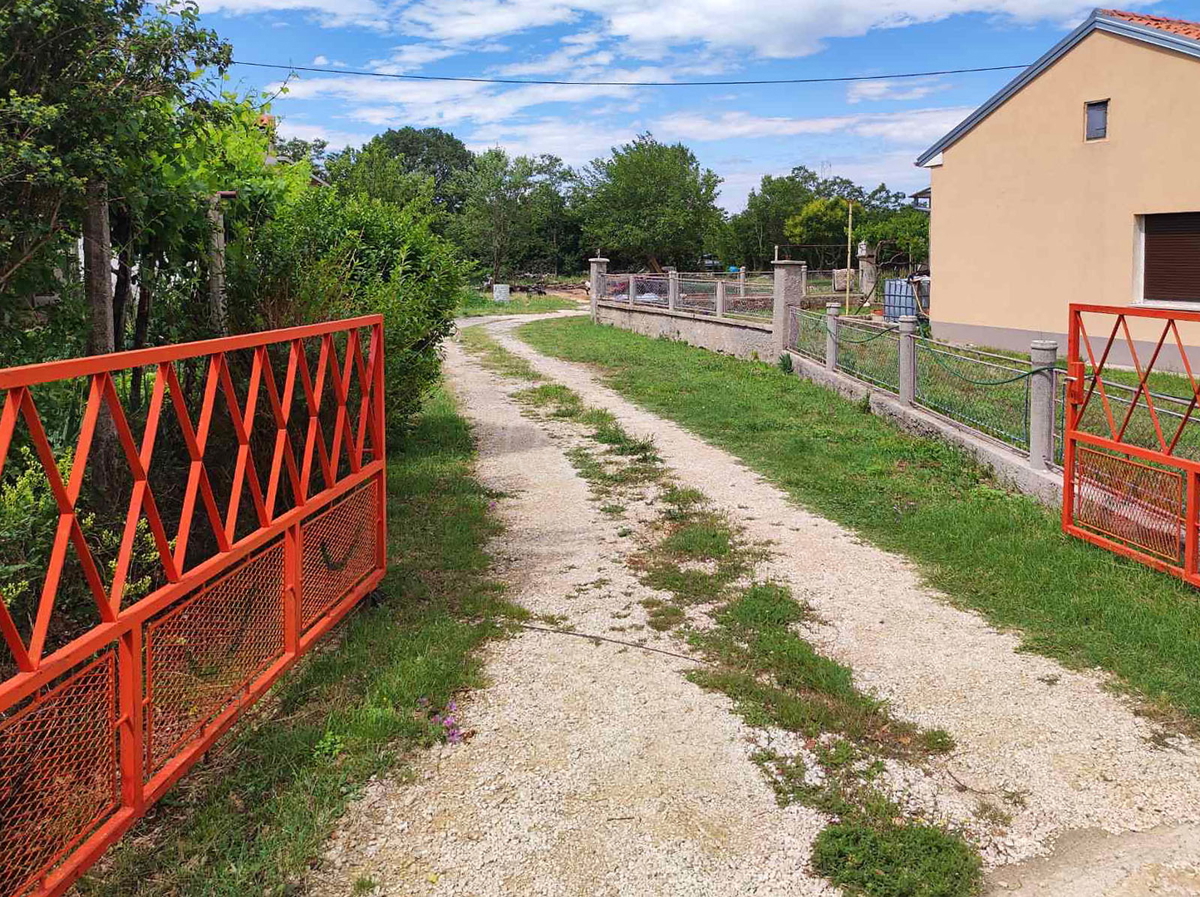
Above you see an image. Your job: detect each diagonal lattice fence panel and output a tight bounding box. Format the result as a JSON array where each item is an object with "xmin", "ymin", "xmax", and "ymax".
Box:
[{"xmin": 0, "ymin": 316, "xmax": 387, "ymax": 897}]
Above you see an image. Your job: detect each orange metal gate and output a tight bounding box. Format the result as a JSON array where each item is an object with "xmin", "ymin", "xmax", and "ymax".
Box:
[
  {"xmin": 0, "ymin": 316, "xmax": 386, "ymax": 897},
  {"xmin": 1063, "ymin": 303, "xmax": 1200, "ymax": 579}
]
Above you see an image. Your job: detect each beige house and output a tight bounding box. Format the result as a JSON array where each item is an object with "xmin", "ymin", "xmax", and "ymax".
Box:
[{"xmin": 917, "ymin": 8, "xmax": 1200, "ymax": 359}]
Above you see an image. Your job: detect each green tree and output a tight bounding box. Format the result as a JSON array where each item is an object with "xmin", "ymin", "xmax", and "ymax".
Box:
[
  {"xmin": 577, "ymin": 134, "xmax": 722, "ymax": 270},
  {"xmin": 784, "ymin": 197, "xmax": 852, "ymax": 247},
  {"xmin": 326, "ymin": 140, "xmax": 435, "ymax": 208},
  {"xmin": 0, "ymin": 0, "xmax": 231, "ymax": 331},
  {"xmin": 857, "ymin": 207, "xmax": 930, "ymax": 264},
  {"xmin": 369, "ymin": 126, "xmax": 474, "ymax": 210}
]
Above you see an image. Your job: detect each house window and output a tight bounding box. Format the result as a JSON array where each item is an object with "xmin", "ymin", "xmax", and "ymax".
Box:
[
  {"xmin": 1085, "ymin": 100, "xmax": 1108, "ymax": 140},
  {"xmin": 1144, "ymin": 213, "xmax": 1200, "ymax": 302}
]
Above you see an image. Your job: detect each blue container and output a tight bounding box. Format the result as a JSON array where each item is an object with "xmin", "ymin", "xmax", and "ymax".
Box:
[{"xmin": 883, "ymin": 279, "xmax": 918, "ymax": 322}]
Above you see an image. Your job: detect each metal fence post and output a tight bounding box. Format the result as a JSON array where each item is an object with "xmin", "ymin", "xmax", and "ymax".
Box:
[
  {"xmin": 668, "ymin": 270, "xmax": 678, "ymax": 310},
  {"xmin": 898, "ymin": 315, "xmax": 917, "ymax": 405},
  {"xmin": 1029, "ymin": 339, "xmax": 1058, "ymax": 470},
  {"xmin": 716, "ymin": 280, "xmax": 727, "ymax": 317},
  {"xmin": 588, "ymin": 257, "xmax": 608, "ymax": 321},
  {"xmin": 826, "ymin": 301, "xmax": 840, "ymax": 371}
]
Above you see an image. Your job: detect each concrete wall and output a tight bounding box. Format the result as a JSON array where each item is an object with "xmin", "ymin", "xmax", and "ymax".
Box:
[
  {"xmin": 930, "ymin": 30, "xmax": 1200, "ymax": 357},
  {"xmin": 595, "ymin": 302, "xmax": 774, "ymax": 360}
]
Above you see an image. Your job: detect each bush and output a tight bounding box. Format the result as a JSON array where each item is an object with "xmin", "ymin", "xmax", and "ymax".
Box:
[{"xmin": 227, "ymin": 186, "xmax": 467, "ymax": 434}]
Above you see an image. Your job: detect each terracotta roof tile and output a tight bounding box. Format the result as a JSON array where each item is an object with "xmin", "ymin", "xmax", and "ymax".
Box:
[{"xmin": 1100, "ymin": 9, "xmax": 1200, "ymax": 41}]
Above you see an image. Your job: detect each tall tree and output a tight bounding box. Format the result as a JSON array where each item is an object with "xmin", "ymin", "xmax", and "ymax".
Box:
[
  {"xmin": 371, "ymin": 127, "xmax": 474, "ymax": 210},
  {"xmin": 577, "ymin": 134, "xmax": 722, "ymax": 270}
]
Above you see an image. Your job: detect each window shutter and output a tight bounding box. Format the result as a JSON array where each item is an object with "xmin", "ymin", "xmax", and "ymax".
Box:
[{"xmin": 1145, "ymin": 213, "xmax": 1200, "ymax": 302}]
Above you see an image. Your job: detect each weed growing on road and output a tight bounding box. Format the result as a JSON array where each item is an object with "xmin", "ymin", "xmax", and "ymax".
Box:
[{"xmin": 459, "ymin": 323, "xmax": 543, "ymax": 380}]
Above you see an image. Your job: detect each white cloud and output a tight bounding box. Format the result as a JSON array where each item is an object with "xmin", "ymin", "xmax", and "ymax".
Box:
[
  {"xmin": 276, "ymin": 121, "xmax": 374, "ymax": 149},
  {"xmin": 655, "ymin": 107, "xmax": 975, "ymax": 146},
  {"xmin": 370, "ymin": 43, "xmax": 462, "ymax": 73},
  {"xmin": 312, "ymin": 54, "xmax": 330, "ymax": 64},
  {"xmin": 202, "ymin": 0, "xmax": 1102, "ymax": 57},
  {"xmin": 846, "ymin": 77, "xmax": 948, "ymax": 104},
  {"xmin": 466, "ymin": 118, "xmax": 633, "ymax": 165}
]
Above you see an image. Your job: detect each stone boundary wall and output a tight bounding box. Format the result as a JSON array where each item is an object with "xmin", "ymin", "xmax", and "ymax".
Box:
[{"xmin": 594, "ymin": 301, "xmax": 774, "ymax": 361}]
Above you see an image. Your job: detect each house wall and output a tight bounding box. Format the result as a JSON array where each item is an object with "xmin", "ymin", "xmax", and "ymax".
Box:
[{"xmin": 929, "ymin": 29, "xmax": 1200, "ymax": 363}]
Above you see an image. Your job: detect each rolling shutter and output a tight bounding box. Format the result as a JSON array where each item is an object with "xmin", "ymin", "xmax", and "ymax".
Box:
[{"xmin": 1145, "ymin": 213, "xmax": 1200, "ymax": 302}]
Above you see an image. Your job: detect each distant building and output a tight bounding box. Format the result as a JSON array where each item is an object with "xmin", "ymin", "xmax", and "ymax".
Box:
[{"xmin": 917, "ymin": 8, "xmax": 1200, "ymax": 357}]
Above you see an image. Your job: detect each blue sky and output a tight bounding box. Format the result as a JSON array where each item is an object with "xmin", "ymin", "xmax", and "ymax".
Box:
[{"xmin": 203, "ymin": 0, "xmax": 1200, "ymax": 211}]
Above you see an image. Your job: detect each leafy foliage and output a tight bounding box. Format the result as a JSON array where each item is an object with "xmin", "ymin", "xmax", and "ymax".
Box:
[{"xmin": 577, "ymin": 133, "xmax": 722, "ymax": 270}]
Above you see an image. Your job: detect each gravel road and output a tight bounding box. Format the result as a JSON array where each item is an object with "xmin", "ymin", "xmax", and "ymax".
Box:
[{"xmin": 305, "ymin": 313, "xmax": 1200, "ymax": 896}]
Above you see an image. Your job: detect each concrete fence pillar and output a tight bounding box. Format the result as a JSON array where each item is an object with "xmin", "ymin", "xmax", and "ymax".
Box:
[
  {"xmin": 898, "ymin": 315, "xmax": 918, "ymax": 405},
  {"xmin": 628, "ymin": 273, "xmax": 636, "ymax": 305},
  {"xmin": 1029, "ymin": 339, "xmax": 1059, "ymax": 471},
  {"xmin": 825, "ymin": 302, "xmax": 840, "ymax": 371},
  {"xmin": 668, "ymin": 270, "xmax": 679, "ymax": 310},
  {"xmin": 738, "ymin": 266, "xmax": 747, "ymax": 298},
  {"xmin": 716, "ymin": 280, "xmax": 727, "ymax": 317},
  {"xmin": 801, "ymin": 263, "xmax": 808, "ymax": 298},
  {"xmin": 772, "ymin": 260, "xmax": 807, "ymax": 359},
  {"xmin": 588, "ymin": 257, "xmax": 608, "ymax": 321}
]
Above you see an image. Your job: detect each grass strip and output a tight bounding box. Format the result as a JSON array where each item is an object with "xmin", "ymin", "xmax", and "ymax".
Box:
[
  {"xmin": 80, "ymin": 387, "xmax": 524, "ymax": 896},
  {"xmin": 456, "ymin": 290, "xmax": 580, "ymax": 317},
  {"xmin": 518, "ymin": 316, "xmax": 1200, "ymax": 727}
]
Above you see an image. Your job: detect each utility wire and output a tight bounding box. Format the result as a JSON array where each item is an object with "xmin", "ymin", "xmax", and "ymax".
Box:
[{"xmin": 232, "ymin": 59, "xmax": 1028, "ymax": 87}]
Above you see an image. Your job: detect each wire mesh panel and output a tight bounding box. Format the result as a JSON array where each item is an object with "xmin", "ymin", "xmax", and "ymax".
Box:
[
  {"xmin": 631, "ymin": 275, "xmax": 669, "ymax": 308},
  {"xmin": 791, "ymin": 310, "xmax": 826, "ymax": 362},
  {"xmin": 144, "ymin": 542, "xmax": 286, "ymax": 777},
  {"xmin": 723, "ymin": 281, "xmax": 774, "ymax": 318},
  {"xmin": 836, "ymin": 319, "xmax": 900, "ymax": 393},
  {"xmin": 0, "ymin": 652, "xmax": 118, "ymax": 897},
  {"xmin": 914, "ymin": 338, "xmax": 1032, "ymax": 450},
  {"xmin": 301, "ymin": 483, "xmax": 379, "ymax": 630},
  {"xmin": 676, "ymin": 278, "xmax": 718, "ymax": 315},
  {"xmin": 1062, "ymin": 303, "xmax": 1200, "ymax": 584},
  {"xmin": 1073, "ymin": 447, "xmax": 1184, "ymax": 564},
  {"xmin": 600, "ymin": 274, "xmax": 630, "ymax": 302},
  {"xmin": 0, "ymin": 316, "xmax": 386, "ymax": 897}
]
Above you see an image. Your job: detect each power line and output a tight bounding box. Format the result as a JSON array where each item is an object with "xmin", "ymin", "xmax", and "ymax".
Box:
[{"xmin": 232, "ymin": 59, "xmax": 1028, "ymax": 87}]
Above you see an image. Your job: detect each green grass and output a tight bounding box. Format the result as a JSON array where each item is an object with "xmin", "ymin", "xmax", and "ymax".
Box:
[
  {"xmin": 456, "ymin": 289, "xmax": 580, "ymax": 317},
  {"xmin": 458, "ymin": 323, "xmax": 543, "ymax": 380},
  {"xmin": 80, "ymin": 387, "xmax": 524, "ymax": 896},
  {"xmin": 518, "ymin": 316, "xmax": 1200, "ymax": 727}
]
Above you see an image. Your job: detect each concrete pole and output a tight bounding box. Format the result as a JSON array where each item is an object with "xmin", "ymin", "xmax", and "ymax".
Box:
[
  {"xmin": 801, "ymin": 263, "xmax": 808, "ymax": 299},
  {"xmin": 826, "ymin": 301, "xmax": 841, "ymax": 372},
  {"xmin": 628, "ymin": 273, "xmax": 636, "ymax": 305},
  {"xmin": 588, "ymin": 257, "xmax": 608, "ymax": 322},
  {"xmin": 668, "ymin": 270, "xmax": 679, "ymax": 311},
  {"xmin": 738, "ymin": 266, "xmax": 747, "ymax": 298},
  {"xmin": 207, "ymin": 195, "xmax": 228, "ymax": 336},
  {"xmin": 716, "ymin": 280, "xmax": 727, "ymax": 317},
  {"xmin": 1029, "ymin": 339, "xmax": 1059, "ymax": 470},
  {"xmin": 898, "ymin": 315, "xmax": 918, "ymax": 405},
  {"xmin": 772, "ymin": 260, "xmax": 807, "ymax": 359}
]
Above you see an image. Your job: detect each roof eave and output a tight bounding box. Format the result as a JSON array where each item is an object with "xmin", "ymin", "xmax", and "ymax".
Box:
[{"xmin": 914, "ymin": 8, "xmax": 1200, "ymax": 167}]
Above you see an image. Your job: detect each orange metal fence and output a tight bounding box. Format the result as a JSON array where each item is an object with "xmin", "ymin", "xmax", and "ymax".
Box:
[
  {"xmin": 1063, "ymin": 304, "xmax": 1200, "ymax": 580},
  {"xmin": 0, "ymin": 316, "xmax": 386, "ymax": 897}
]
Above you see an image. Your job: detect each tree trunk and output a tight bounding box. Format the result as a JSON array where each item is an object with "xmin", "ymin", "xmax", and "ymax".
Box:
[
  {"xmin": 82, "ymin": 179, "xmax": 120, "ymax": 493},
  {"xmin": 83, "ymin": 180, "xmax": 115, "ymax": 357}
]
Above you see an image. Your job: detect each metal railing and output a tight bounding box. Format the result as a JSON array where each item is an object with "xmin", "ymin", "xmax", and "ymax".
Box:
[
  {"xmin": 914, "ymin": 338, "xmax": 1034, "ymax": 450},
  {"xmin": 0, "ymin": 318, "xmax": 387, "ymax": 897},
  {"xmin": 787, "ymin": 306, "xmax": 1059, "ymax": 463},
  {"xmin": 836, "ymin": 319, "xmax": 901, "ymax": 393}
]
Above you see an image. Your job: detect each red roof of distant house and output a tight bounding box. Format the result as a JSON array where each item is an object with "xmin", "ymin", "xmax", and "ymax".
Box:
[{"xmin": 1100, "ymin": 9, "xmax": 1200, "ymax": 42}]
